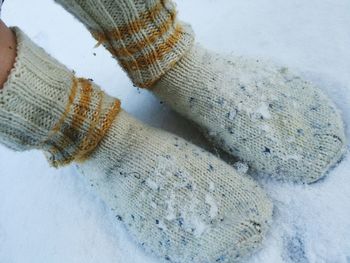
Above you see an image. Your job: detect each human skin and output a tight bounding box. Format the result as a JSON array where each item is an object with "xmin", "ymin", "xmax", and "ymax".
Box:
[{"xmin": 0, "ymin": 20, "xmax": 16, "ymax": 89}]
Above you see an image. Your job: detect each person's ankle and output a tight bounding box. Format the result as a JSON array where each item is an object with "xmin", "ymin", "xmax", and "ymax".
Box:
[{"xmin": 0, "ymin": 20, "xmax": 17, "ymax": 89}]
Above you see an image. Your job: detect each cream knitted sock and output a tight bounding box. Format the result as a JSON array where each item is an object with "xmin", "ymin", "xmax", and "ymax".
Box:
[
  {"xmin": 55, "ymin": 0, "xmax": 194, "ymax": 88},
  {"xmin": 0, "ymin": 28, "xmax": 273, "ymax": 263},
  {"xmin": 154, "ymin": 46, "xmax": 347, "ymax": 183},
  {"xmin": 55, "ymin": 0, "xmax": 347, "ymax": 183}
]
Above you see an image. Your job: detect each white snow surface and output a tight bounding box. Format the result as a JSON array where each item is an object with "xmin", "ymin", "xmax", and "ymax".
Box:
[{"xmin": 1, "ymin": 0, "xmax": 350, "ymax": 262}]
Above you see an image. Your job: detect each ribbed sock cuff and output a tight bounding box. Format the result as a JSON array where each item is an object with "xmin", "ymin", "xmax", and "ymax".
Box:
[
  {"xmin": 55, "ymin": 0, "xmax": 195, "ymax": 88},
  {"xmin": 0, "ymin": 27, "xmax": 121, "ymax": 167}
]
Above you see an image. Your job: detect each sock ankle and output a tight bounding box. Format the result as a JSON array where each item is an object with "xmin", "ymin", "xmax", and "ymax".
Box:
[{"xmin": 55, "ymin": 0, "xmax": 194, "ymax": 88}]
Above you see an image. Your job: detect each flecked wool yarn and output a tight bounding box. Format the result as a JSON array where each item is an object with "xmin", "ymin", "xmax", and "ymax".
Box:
[
  {"xmin": 153, "ymin": 45, "xmax": 347, "ymax": 183},
  {"xmin": 0, "ymin": 28, "xmax": 273, "ymax": 263},
  {"xmin": 54, "ymin": 0, "xmax": 194, "ymax": 88},
  {"xmin": 55, "ymin": 0, "xmax": 347, "ymax": 183},
  {"xmin": 78, "ymin": 110, "xmax": 273, "ymax": 263},
  {"xmin": 0, "ymin": 28, "xmax": 121, "ymax": 167}
]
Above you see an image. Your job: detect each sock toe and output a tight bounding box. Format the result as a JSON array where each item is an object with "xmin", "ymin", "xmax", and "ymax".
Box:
[
  {"xmin": 79, "ymin": 111, "xmax": 273, "ymax": 262},
  {"xmin": 268, "ymin": 70, "xmax": 347, "ymax": 183},
  {"xmin": 153, "ymin": 45, "xmax": 347, "ymax": 183}
]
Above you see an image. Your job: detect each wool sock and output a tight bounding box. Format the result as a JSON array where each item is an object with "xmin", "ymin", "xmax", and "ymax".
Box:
[
  {"xmin": 55, "ymin": 0, "xmax": 347, "ymax": 183},
  {"xmin": 55, "ymin": 0, "xmax": 194, "ymax": 89},
  {"xmin": 0, "ymin": 27, "xmax": 273, "ymax": 263},
  {"xmin": 154, "ymin": 46, "xmax": 347, "ymax": 183}
]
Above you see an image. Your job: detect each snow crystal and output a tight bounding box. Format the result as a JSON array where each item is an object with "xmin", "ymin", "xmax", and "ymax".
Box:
[
  {"xmin": 227, "ymin": 110, "xmax": 237, "ymax": 120},
  {"xmin": 184, "ymin": 216, "xmax": 209, "ymax": 238},
  {"xmin": 192, "ymin": 219, "xmax": 208, "ymax": 238},
  {"xmin": 281, "ymin": 154, "xmax": 302, "ymax": 162},
  {"xmin": 145, "ymin": 178, "xmax": 159, "ymax": 191},
  {"xmin": 255, "ymin": 103, "xmax": 272, "ymax": 120},
  {"xmin": 157, "ymin": 220, "xmax": 168, "ymax": 231},
  {"xmin": 205, "ymin": 194, "xmax": 219, "ymax": 219},
  {"xmin": 208, "ymin": 182, "xmax": 215, "ymax": 192},
  {"xmin": 233, "ymin": 161, "xmax": 249, "ymax": 174},
  {"xmin": 164, "ymin": 193, "xmax": 177, "ymax": 221},
  {"xmin": 260, "ymin": 123, "xmax": 271, "ymax": 133}
]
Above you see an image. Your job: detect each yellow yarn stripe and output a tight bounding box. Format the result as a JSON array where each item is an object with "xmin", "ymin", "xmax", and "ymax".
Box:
[
  {"xmin": 46, "ymin": 78, "xmax": 121, "ymax": 167},
  {"xmin": 41, "ymin": 77, "xmax": 78, "ymax": 153},
  {"xmin": 48, "ymin": 78, "xmax": 91, "ymax": 155},
  {"xmin": 93, "ymin": 9, "xmax": 175, "ymax": 57},
  {"xmin": 51, "ymin": 77, "xmax": 78, "ymax": 133},
  {"xmin": 105, "ymin": 24, "xmax": 183, "ymax": 80},
  {"xmin": 75, "ymin": 98, "xmax": 121, "ymax": 163},
  {"xmin": 54, "ymin": 98, "xmax": 121, "ymax": 166},
  {"xmin": 90, "ymin": 0, "xmax": 186, "ymax": 88},
  {"xmin": 93, "ymin": 0, "xmax": 166, "ymax": 45}
]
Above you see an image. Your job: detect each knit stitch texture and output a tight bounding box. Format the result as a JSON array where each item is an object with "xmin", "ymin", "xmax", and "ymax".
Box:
[
  {"xmin": 55, "ymin": 0, "xmax": 194, "ymax": 88},
  {"xmin": 153, "ymin": 45, "xmax": 347, "ymax": 183},
  {"xmin": 0, "ymin": 28, "xmax": 121, "ymax": 167},
  {"xmin": 54, "ymin": 0, "xmax": 347, "ymax": 183},
  {"xmin": 78, "ymin": 110, "xmax": 273, "ymax": 262},
  {"xmin": 0, "ymin": 28, "xmax": 273, "ymax": 263}
]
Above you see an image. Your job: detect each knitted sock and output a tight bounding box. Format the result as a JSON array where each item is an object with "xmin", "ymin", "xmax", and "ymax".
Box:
[
  {"xmin": 55, "ymin": 0, "xmax": 194, "ymax": 88},
  {"xmin": 55, "ymin": 0, "xmax": 347, "ymax": 183},
  {"xmin": 154, "ymin": 46, "xmax": 347, "ymax": 183},
  {"xmin": 0, "ymin": 28, "xmax": 273, "ymax": 263}
]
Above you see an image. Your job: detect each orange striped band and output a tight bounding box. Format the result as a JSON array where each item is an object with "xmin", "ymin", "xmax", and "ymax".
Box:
[{"xmin": 46, "ymin": 78, "xmax": 121, "ymax": 167}]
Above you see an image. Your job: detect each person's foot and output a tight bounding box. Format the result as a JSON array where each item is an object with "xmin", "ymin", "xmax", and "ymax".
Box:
[
  {"xmin": 153, "ymin": 45, "xmax": 347, "ymax": 183},
  {"xmin": 54, "ymin": 0, "xmax": 347, "ymax": 182},
  {"xmin": 0, "ymin": 27, "xmax": 273, "ymax": 263},
  {"xmin": 79, "ymin": 110, "xmax": 273, "ymax": 262}
]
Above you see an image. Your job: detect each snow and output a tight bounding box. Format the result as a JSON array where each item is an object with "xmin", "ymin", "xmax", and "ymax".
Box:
[
  {"xmin": 227, "ymin": 110, "xmax": 237, "ymax": 121},
  {"xmin": 165, "ymin": 194, "xmax": 176, "ymax": 221},
  {"xmin": 255, "ymin": 103, "xmax": 272, "ymax": 120},
  {"xmin": 209, "ymin": 181, "xmax": 216, "ymax": 192},
  {"xmin": 145, "ymin": 178, "xmax": 159, "ymax": 191},
  {"xmin": 233, "ymin": 162, "xmax": 250, "ymax": 175},
  {"xmin": 188, "ymin": 217, "xmax": 208, "ymax": 238},
  {"xmin": 205, "ymin": 194, "xmax": 219, "ymax": 219},
  {"xmin": 156, "ymin": 220, "xmax": 168, "ymax": 232},
  {"xmin": 0, "ymin": 0, "xmax": 350, "ymax": 262}
]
